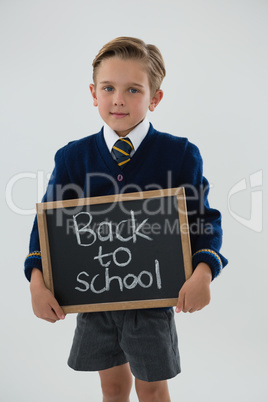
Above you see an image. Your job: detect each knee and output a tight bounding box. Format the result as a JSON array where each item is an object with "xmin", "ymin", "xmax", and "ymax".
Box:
[
  {"xmin": 135, "ymin": 382, "xmax": 170, "ymax": 402},
  {"xmin": 101, "ymin": 382, "xmax": 122, "ymax": 400},
  {"xmin": 101, "ymin": 380, "xmax": 131, "ymax": 401},
  {"xmin": 135, "ymin": 385, "xmax": 155, "ymax": 402}
]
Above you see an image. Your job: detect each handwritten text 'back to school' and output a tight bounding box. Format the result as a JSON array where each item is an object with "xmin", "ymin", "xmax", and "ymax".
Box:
[{"xmin": 73, "ymin": 210, "xmax": 162, "ymax": 295}]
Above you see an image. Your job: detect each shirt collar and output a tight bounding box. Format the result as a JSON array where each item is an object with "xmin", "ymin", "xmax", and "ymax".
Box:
[{"xmin": 103, "ymin": 118, "xmax": 150, "ymax": 153}]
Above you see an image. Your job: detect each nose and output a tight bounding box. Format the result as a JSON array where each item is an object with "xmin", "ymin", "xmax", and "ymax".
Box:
[{"xmin": 113, "ymin": 91, "xmax": 125, "ymax": 106}]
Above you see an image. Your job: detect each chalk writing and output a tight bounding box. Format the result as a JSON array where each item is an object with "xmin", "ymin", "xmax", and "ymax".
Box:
[
  {"xmin": 94, "ymin": 246, "xmax": 132, "ymax": 267},
  {"xmin": 72, "ymin": 210, "xmax": 153, "ymax": 246},
  {"xmin": 75, "ymin": 260, "xmax": 162, "ymax": 294},
  {"xmin": 73, "ymin": 210, "xmax": 161, "ymax": 295}
]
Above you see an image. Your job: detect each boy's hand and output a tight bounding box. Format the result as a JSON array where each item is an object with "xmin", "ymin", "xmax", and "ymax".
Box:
[
  {"xmin": 176, "ymin": 263, "xmax": 212, "ymax": 313},
  {"xmin": 30, "ymin": 268, "xmax": 65, "ymax": 323}
]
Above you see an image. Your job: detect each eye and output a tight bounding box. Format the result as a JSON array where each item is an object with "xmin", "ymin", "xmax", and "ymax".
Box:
[
  {"xmin": 104, "ymin": 86, "xmax": 113, "ymax": 92},
  {"xmin": 129, "ymin": 88, "xmax": 139, "ymax": 94}
]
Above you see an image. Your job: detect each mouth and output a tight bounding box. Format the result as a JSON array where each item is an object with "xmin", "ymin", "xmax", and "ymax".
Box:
[{"xmin": 110, "ymin": 112, "xmax": 129, "ymax": 119}]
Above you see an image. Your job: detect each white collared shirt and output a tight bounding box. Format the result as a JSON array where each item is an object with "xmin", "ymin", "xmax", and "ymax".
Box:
[{"xmin": 103, "ymin": 118, "xmax": 150, "ymax": 157}]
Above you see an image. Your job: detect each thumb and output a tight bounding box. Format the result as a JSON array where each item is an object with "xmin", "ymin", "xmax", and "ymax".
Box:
[
  {"xmin": 50, "ymin": 298, "xmax": 65, "ymax": 320},
  {"xmin": 176, "ymin": 287, "xmax": 185, "ymax": 313}
]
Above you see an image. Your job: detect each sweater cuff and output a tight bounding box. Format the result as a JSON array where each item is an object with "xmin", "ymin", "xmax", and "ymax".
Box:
[
  {"xmin": 192, "ymin": 249, "xmax": 223, "ymax": 280},
  {"xmin": 24, "ymin": 252, "xmax": 42, "ymax": 282}
]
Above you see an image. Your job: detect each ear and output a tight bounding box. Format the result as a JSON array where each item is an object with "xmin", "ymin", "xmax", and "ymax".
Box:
[
  {"xmin": 89, "ymin": 84, "xmax": 98, "ymax": 107},
  {"xmin": 149, "ymin": 89, "xmax": 164, "ymax": 112}
]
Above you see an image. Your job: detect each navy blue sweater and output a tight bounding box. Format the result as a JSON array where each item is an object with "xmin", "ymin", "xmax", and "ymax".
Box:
[{"xmin": 25, "ymin": 123, "xmax": 228, "ymax": 281}]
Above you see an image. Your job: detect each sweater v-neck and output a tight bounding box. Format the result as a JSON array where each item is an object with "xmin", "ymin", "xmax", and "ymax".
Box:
[{"xmin": 95, "ymin": 123, "xmax": 157, "ymax": 179}]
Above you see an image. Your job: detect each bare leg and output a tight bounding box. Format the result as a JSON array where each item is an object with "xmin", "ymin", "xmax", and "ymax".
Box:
[
  {"xmin": 99, "ymin": 363, "xmax": 133, "ymax": 402},
  {"xmin": 135, "ymin": 378, "xmax": 171, "ymax": 402}
]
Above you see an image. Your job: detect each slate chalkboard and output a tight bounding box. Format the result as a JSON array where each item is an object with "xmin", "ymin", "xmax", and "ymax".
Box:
[{"xmin": 37, "ymin": 188, "xmax": 192, "ymax": 313}]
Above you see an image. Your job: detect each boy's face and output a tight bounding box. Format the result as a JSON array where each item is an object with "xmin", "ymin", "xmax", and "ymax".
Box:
[{"xmin": 90, "ymin": 57, "xmax": 163, "ymax": 137}]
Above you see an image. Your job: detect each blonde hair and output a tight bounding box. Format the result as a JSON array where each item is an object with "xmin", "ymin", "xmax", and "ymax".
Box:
[{"xmin": 92, "ymin": 37, "xmax": 166, "ymax": 96}]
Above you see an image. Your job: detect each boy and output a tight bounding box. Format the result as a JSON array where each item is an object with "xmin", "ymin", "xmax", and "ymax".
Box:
[{"xmin": 26, "ymin": 37, "xmax": 227, "ymax": 401}]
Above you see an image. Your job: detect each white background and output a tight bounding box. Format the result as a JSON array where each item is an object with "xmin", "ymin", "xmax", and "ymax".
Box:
[{"xmin": 1, "ymin": 0, "xmax": 267, "ymax": 401}]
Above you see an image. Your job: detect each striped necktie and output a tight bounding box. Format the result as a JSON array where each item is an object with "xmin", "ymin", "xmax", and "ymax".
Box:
[{"xmin": 112, "ymin": 137, "xmax": 134, "ymax": 168}]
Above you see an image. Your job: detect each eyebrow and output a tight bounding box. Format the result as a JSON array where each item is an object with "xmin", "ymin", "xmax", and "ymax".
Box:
[{"xmin": 99, "ymin": 81, "xmax": 145, "ymax": 88}]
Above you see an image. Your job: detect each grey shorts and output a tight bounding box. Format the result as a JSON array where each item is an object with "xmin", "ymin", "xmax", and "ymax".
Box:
[{"xmin": 67, "ymin": 308, "xmax": 181, "ymax": 382}]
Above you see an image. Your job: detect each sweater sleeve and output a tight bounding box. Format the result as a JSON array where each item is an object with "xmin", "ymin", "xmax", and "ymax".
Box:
[
  {"xmin": 181, "ymin": 141, "xmax": 228, "ymax": 280},
  {"xmin": 24, "ymin": 145, "xmax": 77, "ymax": 281}
]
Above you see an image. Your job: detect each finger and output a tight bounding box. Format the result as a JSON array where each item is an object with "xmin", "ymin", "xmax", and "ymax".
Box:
[
  {"xmin": 176, "ymin": 289, "xmax": 184, "ymax": 313},
  {"xmin": 182, "ymin": 300, "xmax": 192, "ymax": 313},
  {"xmin": 188, "ymin": 308, "xmax": 196, "ymax": 314},
  {"xmin": 42, "ymin": 306, "xmax": 60, "ymax": 322},
  {"xmin": 182, "ymin": 305, "xmax": 189, "ymax": 313},
  {"xmin": 49, "ymin": 300, "xmax": 65, "ymax": 320},
  {"xmin": 44, "ymin": 317, "xmax": 57, "ymax": 323},
  {"xmin": 35, "ymin": 308, "xmax": 58, "ymax": 322}
]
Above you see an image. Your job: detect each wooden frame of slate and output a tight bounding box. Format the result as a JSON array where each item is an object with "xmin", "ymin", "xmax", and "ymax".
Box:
[{"xmin": 37, "ymin": 187, "xmax": 193, "ymax": 314}]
